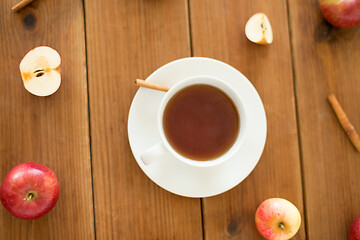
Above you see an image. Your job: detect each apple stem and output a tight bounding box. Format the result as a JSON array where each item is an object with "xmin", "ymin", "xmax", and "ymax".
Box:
[
  {"xmin": 279, "ymin": 222, "xmax": 285, "ymax": 230},
  {"xmin": 28, "ymin": 193, "xmax": 33, "ymax": 200},
  {"xmin": 24, "ymin": 191, "xmax": 37, "ymax": 201}
]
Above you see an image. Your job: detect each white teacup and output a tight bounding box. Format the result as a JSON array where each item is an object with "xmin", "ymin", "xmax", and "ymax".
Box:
[{"xmin": 140, "ymin": 75, "xmax": 247, "ymax": 167}]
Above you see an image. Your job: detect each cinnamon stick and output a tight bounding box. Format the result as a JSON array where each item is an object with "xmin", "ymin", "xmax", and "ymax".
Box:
[
  {"xmin": 328, "ymin": 94, "xmax": 360, "ymax": 152},
  {"xmin": 135, "ymin": 79, "xmax": 170, "ymax": 92},
  {"xmin": 12, "ymin": 0, "xmax": 35, "ymax": 12}
]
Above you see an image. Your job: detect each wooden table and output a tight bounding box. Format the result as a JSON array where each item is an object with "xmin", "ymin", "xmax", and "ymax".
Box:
[{"xmin": 0, "ymin": 0, "xmax": 359, "ymax": 239}]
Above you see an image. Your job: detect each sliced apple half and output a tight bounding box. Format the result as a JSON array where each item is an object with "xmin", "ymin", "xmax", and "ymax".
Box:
[
  {"xmin": 20, "ymin": 46, "xmax": 61, "ymax": 97},
  {"xmin": 245, "ymin": 13, "xmax": 273, "ymax": 45}
]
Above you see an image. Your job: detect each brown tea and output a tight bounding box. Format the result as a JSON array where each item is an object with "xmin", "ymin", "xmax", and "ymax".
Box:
[{"xmin": 163, "ymin": 84, "xmax": 239, "ymax": 161}]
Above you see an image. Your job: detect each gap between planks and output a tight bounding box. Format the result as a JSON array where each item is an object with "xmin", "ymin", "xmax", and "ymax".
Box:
[
  {"xmin": 81, "ymin": 0, "xmax": 98, "ymax": 239},
  {"xmin": 285, "ymin": 0, "xmax": 309, "ymax": 239}
]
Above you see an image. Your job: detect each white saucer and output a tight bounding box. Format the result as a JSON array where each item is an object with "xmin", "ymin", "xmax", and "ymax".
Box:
[{"xmin": 128, "ymin": 57, "xmax": 267, "ymax": 198}]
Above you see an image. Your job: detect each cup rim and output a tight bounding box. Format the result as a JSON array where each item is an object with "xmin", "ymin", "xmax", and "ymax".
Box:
[{"xmin": 157, "ymin": 75, "xmax": 247, "ymax": 167}]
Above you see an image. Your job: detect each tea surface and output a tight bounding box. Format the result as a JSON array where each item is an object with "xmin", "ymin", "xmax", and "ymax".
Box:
[{"xmin": 163, "ymin": 84, "xmax": 239, "ymax": 160}]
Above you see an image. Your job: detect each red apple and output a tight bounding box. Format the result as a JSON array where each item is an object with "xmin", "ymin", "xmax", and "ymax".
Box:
[
  {"xmin": 0, "ymin": 162, "xmax": 59, "ymax": 219},
  {"xmin": 255, "ymin": 198, "xmax": 301, "ymax": 240},
  {"xmin": 350, "ymin": 215, "xmax": 360, "ymax": 240},
  {"xmin": 319, "ymin": 0, "xmax": 360, "ymax": 28}
]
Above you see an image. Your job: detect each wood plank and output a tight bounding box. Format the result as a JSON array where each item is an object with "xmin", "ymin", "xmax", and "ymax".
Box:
[
  {"xmin": 288, "ymin": 0, "xmax": 360, "ymax": 238},
  {"xmin": 0, "ymin": 0, "xmax": 94, "ymax": 239},
  {"xmin": 84, "ymin": 0, "xmax": 203, "ymax": 239},
  {"xmin": 190, "ymin": 0, "xmax": 306, "ymax": 239}
]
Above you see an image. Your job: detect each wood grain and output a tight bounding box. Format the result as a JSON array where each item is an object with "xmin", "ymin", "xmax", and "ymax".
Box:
[
  {"xmin": 288, "ymin": 0, "xmax": 360, "ymax": 238},
  {"xmin": 0, "ymin": 0, "xmax": 94, "ymax": 239},
  {"xmin": 190, "ymin": 0, "xmax": 306, "ymax": 238},
  {"xmin": 84, "ymin": 0, "xmax": 203, "ymax": 239}
]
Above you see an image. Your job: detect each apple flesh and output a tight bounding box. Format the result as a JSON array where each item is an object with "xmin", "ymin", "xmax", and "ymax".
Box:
[
  {"xmin": 0, "ymin": 162, "xmax": 59, "ymax": 220},
  {"xmin": 319, "ymin": 0, "xmax": 360, "ymax": 28},
  {"xmin": 350, "ymin": 216, "xmax": 360, "ymax": 240},
  {"xmin": 255, "ymin": 198, "xmax": 301, "ymax": 240},
  {"xmin": 19, "ymin": 46, "xmax": 61, "ymax": 96},
  {"xmin": 245, "ymin": 13, "xmax": 273, "ymax": 45}
]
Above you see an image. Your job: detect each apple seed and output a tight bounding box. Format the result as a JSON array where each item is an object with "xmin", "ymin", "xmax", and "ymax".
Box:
[{"xmin": 34, "ymin": 69, "xmax": 45, "ymax": 77}]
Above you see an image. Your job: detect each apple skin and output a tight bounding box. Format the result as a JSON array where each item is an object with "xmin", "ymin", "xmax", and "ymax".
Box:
[
  {"xmin": 350, "ymin": 216, "xmax": 360, "ymax": 240},
  {"xmin": 319, "ymin": 0, "xmax": 360, "ymax": 28},
  {"xmin": 0, "ymin": 162, "xmax": 59, "ymax": 220},
  {"xmin": 255, "ymin": 198, "xmax": 301, "ymax": 240}
]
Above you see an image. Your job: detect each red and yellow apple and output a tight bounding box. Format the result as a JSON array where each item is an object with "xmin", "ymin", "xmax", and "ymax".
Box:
[
  {"xmin": 255, "ymin": 198, "xmax": 301, "ymax": 240},
  {"xmin": 350, "ymin": 215, "xmax": 360, "ymax": 240},
  {"xmin": 245, "ymin": 13, "xmax": 273, "ymax": 45},
  {"xmin": 0, "ymin": 162, "xmax": 59, "ymax": 220},
  {"xmin": 20, "ymin": 46, "xmax": 61, "ymax": 96},
  {"xmin": 319, "ymin": 0, "xmax": 360, "ymax": 28}
]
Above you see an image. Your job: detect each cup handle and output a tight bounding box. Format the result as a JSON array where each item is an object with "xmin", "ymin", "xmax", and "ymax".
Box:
[{"xmin": 140, "ymin": 142, "xmax": 167, "ymax": 165}]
